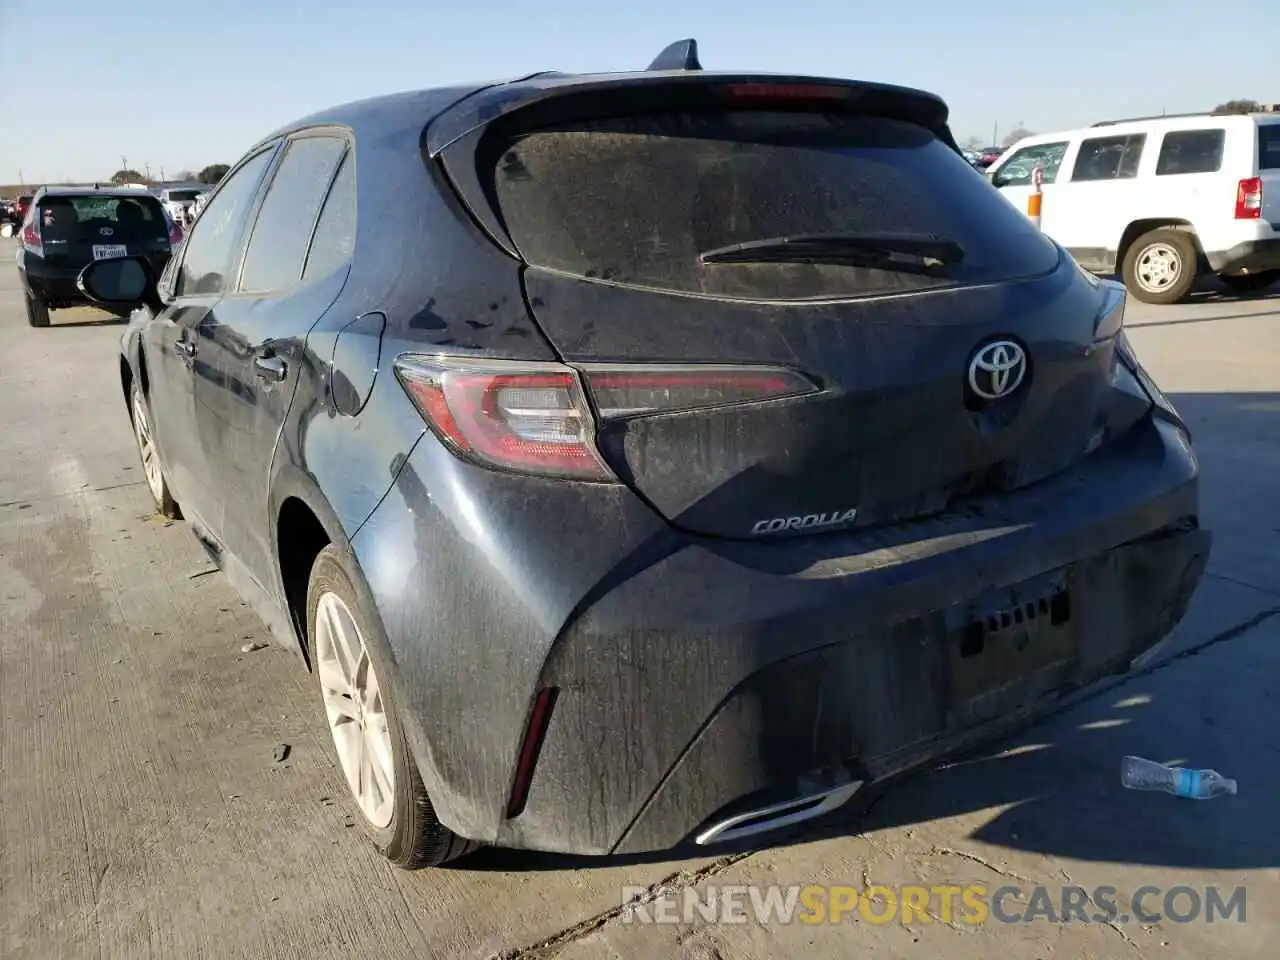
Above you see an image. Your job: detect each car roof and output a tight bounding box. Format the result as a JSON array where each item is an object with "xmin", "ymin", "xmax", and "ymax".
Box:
[{"xmin": 1011, "ymin": 112, "xmax": 1271, "ymax": 151}]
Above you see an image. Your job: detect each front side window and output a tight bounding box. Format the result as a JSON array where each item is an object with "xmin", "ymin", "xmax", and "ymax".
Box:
[
  {"xmin": 1071, "ymin": 134, "xmax": 1146, "ymax": 182},
  {"xmin": 175, "ymin": 148, "xmax": 275, "ymax": 297},
  {"xmin": 991, "ymin": 141, "xmax": 1070, "ymax": 187}
]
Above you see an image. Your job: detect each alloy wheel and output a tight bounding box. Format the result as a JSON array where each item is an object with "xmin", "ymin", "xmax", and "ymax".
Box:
[{"xmin": 314, "ymin": 591, "xmax": 396, "ymax": 828}]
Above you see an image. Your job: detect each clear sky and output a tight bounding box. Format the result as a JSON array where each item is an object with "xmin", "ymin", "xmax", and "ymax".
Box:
[{"xmin": 0, "ymin": 0, "xmax": 1273, "ymax": 184}]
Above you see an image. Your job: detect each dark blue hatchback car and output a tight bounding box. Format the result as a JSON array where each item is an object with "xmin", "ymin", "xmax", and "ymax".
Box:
[{"xmin": 80, "ymin": 40, "xmax": 1209, "ymax": 868}]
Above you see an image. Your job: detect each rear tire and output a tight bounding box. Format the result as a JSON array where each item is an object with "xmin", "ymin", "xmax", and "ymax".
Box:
[
  {"xmin": 1218, "ymin": 270, "xmax": 1280, "ymax": 295},
  {"xmin": 306, "ymin": 545, "xmax": 480, "ymax": 869},
  {"xmin": 25, "ymin": 294, "xmax": 50, "ymax": 328},
  {"xmin": 1121, "ymin": 229, "xmax": 1198, "ymax": 305},
  {"xmin": 129, "ymin": 381, "xmax": 180, "ymax": 519}
]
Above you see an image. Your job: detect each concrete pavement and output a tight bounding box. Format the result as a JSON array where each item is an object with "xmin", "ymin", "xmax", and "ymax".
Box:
[{"xmin": 1, "ymin": 246, "xmax": 1276, "ymax": 959}]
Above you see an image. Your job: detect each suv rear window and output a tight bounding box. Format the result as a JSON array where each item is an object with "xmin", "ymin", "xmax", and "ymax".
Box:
[
  {"xmin": 1258, "ymin": 124, "xmax": 1280, "ymax": 170},
  {"xmin": 38, "ymin": 195, "xmax": 168, "ymax": 242},
  {"xmin": 487, "ymin": 111, "xmax": 1060, "ymax": 300}
]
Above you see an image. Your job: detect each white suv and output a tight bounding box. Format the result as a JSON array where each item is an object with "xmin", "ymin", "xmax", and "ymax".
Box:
[{"xmin": 988, "ymin": 110, "xmax": 1280, "ymax": 303}]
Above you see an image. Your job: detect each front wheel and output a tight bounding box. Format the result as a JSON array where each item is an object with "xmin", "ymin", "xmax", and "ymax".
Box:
[
  {"xmin": 129, "ymin": 381, "xmax": 180, "ymax": 519},
  {"xmin": 306, "ymin": 545, "xmax": 479, "ymax": 868},
  {"xmin": 1121, "ymin": 229, "xmax": 1199, "ymax": 305},
  {"xmin": 1218, "ymin": 270, "xmax": 1280, "ymax": 295}
]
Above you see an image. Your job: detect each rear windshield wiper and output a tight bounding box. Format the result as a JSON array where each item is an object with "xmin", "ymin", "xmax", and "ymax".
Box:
[{"xmin": 699, "ymin": 232, "xmax": 965, "ymax": 269}]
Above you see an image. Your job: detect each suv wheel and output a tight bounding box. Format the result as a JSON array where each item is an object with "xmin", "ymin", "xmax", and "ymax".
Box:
[
  {"xmin": 1218, "ymin": 270, "xmax": 1279, "ymax": 295},
  {"xmin": 306, "ymin": 545, "xmax": 479, "ymax": 868},
  {"xmin": 129, "ymin": 381, "xmax": 180, "ymax": 518},
  {"xmin": 25, "ymin": 294, "xmax": 50, "ymax": 328},
  {"xmin": 1122, "ymin": 229, "xmax": 1198, "ymax": 305}
]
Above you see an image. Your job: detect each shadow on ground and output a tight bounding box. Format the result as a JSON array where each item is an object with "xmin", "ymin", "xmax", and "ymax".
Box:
[{"xmin": 461, "ymin": 392, "xmax": 1278, "ymax": 876}]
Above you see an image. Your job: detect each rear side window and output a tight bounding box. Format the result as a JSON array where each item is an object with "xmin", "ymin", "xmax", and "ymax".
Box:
[
  {"xmin": 1071, "ymin": 134, "xmax": 1146, "ymax": 181},
  {"xmin": 239, "ymin": 135, "xmax": 347, "ymax": 294},
  {"xmin": 303, "ymin": 153, "xmax": 357, "ymax": 281},
  {"xmin": 37, "ymin": 195, "xmax": 167, "ymax": 243},
  {"xmin": 1156, "ymin": 130, "xmax": 1225, "ymax": 175},
  {"xmin": 487, "ymin": 111, "xmax": 1060, "ymax": 300},
  {"xmin": 1259, "ymin": 125, "xmax": 1280, "ymax": 170}
]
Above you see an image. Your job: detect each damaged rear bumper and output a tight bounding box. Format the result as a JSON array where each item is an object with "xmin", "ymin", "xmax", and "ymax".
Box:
[
  {"xmin": 496, "ymin": 419, "xmax": 1208, "ymax": 856},
  {"xmin": 355, "ymin": 414, "xmax": 1208, "ymax": 857}
]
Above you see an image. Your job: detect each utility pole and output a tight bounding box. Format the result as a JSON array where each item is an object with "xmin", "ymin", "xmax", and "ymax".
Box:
[{"xmin": 992, "ymin": 121, "xmax": 998, "ymax": 147}]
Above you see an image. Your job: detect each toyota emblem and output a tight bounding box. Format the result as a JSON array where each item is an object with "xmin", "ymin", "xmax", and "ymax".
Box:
[
  {"xmin": 968, "ymin": 339, "xmax": 1028, "ymax": 400},
  {"xmin": 99, "ymin": 226, "xmax": 114, "ymax": 236}
]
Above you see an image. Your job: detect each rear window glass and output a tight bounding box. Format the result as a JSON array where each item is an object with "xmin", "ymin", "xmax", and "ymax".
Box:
[
  {"xmin": 166, "ymin": 190, "xmax": 202, "ymax": 203},
  {"xmin": 38, "ymin": 196, "xmax": 167, "ymax": 241},
  {"xmin": 1259, "ymin": 124, "xmax": 1280, "ymax": 170},
  {"xmin": 487, "ymin": 111, "xmax": 1060, "ymax": 300}
]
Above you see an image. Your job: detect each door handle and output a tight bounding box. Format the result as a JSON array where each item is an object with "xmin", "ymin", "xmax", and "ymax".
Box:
[{"xmin": 254, "ymin": 355, "xmax": 287, "ymax": 383}]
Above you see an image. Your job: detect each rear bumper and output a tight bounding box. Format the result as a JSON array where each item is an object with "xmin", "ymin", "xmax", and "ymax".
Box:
[
  {"xmin": 1206, "ymin": 238, "xmax": 1280, "ymax": 274},
  {"xmin": 354, "ymin": 414, "xmax": 1207, "ymax": 856}
]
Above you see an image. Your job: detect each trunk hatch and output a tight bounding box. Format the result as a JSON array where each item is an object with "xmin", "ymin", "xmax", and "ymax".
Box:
[{"xmin": 438, "ymin": 84, "xmax": 1143, "ymax": 539}]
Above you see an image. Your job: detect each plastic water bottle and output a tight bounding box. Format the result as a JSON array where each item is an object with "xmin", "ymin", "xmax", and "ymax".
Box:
[{"xmin": 1121, "ymin": 756, "xmax": 1237, "ymax": 800}]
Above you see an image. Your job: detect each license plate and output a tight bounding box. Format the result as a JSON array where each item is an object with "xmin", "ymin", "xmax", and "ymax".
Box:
[{"xmin": 92, "ymin": 244, "xmax": 128, "ymax": 260}]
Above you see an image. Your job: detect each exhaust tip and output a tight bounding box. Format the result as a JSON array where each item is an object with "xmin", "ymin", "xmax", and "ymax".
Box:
[{"xmin": 693, "ymin": 779, "xmax": 864, "ymax": 846}]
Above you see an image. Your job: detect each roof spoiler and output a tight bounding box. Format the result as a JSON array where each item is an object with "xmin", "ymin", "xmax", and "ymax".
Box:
[{"xmin": 646, "ymin": 38, "xmax": 701, "ymax": 71}]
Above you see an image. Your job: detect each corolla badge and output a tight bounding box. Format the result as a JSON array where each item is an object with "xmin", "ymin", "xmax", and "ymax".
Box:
[
  {"xmin": 968, "ymin": 339, "xmax": 1027, "ymax": 400},
  {"xmin": 752, "ymin": 509, "xmax": 857, "ymax": 535}
]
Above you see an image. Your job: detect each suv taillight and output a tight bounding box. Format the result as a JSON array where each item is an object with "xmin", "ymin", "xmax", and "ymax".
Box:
[
  {"xmin": 394, "ymin": 357, "xmax": 816, "ymax": 480},
  {"xmin": 1235, "ymin": 177, "xmax": 1263, "ymax": 219},
  {"xmin": 21, "ymin": 220, "xmax": 42, "ymax": 256}
]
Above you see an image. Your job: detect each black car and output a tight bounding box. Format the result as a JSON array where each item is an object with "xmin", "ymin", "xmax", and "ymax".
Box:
[
  {"xmin": 79, "ymin": 39, "xmax": 1209, "ymax": 869},
  {"xmin": 17, "ymin": 186, "xmax": 179, "ymax": 327}
]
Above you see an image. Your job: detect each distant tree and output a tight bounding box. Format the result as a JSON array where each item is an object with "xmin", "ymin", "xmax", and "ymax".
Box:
[
  {"xmin": 198, "ymin": 164, "xmax": 230, "ymax": 184},
  {"xmin": 961, "ymin": 135, "xmax": 985, "ymax": 151},
  {"xmin": 1213, "ymin": 99, "xmax": 1261, "ymax": 115},
  {"xmin": 173, "ymin": 169, "xmax": 196, "ymax": 182},
  {"xmin": 110, "ymin": 168, "xmax": 146, "ymax": 185},
  {"xmin": 1002, "ymin": 125, "xmax": 1034, "ymax": 148}
]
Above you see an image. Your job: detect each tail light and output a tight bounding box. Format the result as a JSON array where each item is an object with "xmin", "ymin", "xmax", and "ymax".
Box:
[
  {"xmin": 167, "ymin": 218, "xmax": 184, "ymax": 247},
  {"xmin": 20, "ymin": 220, "xmax": 41, "ymax": 257},
  {"xmin": 1235, "ymin": 177, "xmax": 1262, "ymax": 219},
  {"xmin": 394, "ymin": 357, "xmax": 816, "ymax": 481}
]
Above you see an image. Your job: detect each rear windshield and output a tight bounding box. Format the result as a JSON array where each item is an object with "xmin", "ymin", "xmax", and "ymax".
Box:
[
  {"xmin": 38, "ymin": 195, "xmax": 168, "ymax": 242},
  {"xmin": 166, "ymin": 190, "xmax": 202, "ymax": 203},
  {"xmin": 1258, "ymin": 124, "xmax": 1280, "ymax": 170},
  {"xmin": 487, "ymin": 111, "xmax": 1060, "ymax": 300}
]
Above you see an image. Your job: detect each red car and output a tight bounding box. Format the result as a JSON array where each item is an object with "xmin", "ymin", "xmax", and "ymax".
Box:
[{"xmin": 15, "ymin": 194, "xmax": 33, "ymax": 222}]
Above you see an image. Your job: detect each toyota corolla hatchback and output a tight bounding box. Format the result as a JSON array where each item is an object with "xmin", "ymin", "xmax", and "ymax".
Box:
[{"xmin": 79, "ymin": 40, "xmax": 1209, "ymax": 868}]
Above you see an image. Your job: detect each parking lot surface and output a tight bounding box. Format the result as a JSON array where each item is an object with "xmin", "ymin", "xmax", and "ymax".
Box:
[{"xmin": 1, "ymin": 243, "xmax": 1276, "ymax": 959}]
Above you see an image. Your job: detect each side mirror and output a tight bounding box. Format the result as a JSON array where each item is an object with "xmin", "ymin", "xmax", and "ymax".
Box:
[{"xmin": 77, "ymin": 256, "xmax": 161, "ymax": 310}]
